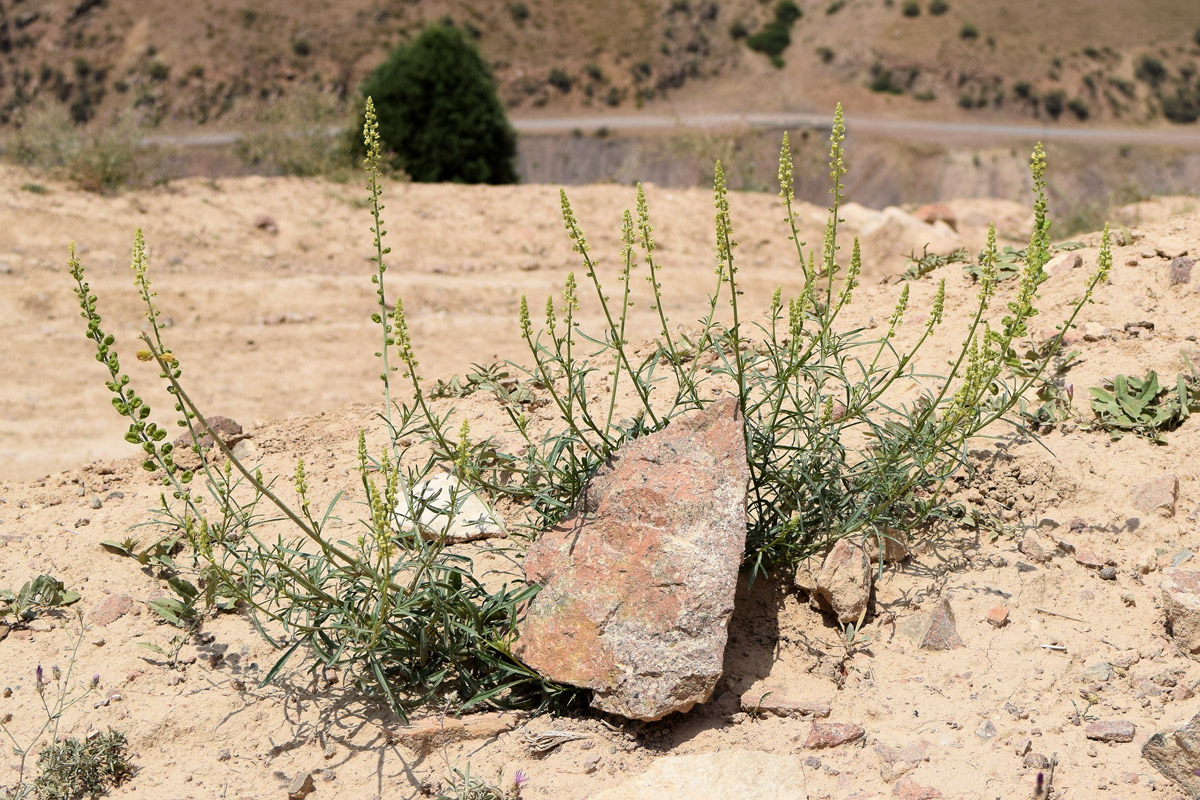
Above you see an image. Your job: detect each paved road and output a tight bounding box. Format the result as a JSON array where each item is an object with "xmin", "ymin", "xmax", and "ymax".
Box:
[{"xmin": 141, "ymin": 111, "xmax": 1200, "ymax": 149}]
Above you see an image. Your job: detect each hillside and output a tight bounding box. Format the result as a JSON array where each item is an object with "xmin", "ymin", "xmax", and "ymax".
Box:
[{"xmin": 1, "ymin": 0, "xmax": 1198, "ymax": 132}]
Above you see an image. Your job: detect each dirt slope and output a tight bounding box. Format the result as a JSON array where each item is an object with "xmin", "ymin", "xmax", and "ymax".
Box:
[{"xmin": 1, "ymin": 166, "xmax": 1200, "ymax": 799}]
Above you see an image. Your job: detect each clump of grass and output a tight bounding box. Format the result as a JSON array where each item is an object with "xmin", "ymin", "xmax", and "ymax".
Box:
[
  {"xmin": 5, "ymin": 105, "xmax": 147, "ymax": 194},
  {"xmin": 234, "ymin": 87, "xmax": 356, "ymax": 179},
  {"xmin": 1088, "ymin": 369, "xmax": 1200, "ymax": 443},
  {"xmin": 70, "ymin": 101, "xmax": 1111, "ymax": 721}
]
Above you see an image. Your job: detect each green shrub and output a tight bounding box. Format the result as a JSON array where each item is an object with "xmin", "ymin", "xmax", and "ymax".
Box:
[
  {"xmin": 902, "ymin": 1, "xmax": 920, "ymax": 17},
  {"xmin": 1161, "ymin": 87, "xmax": 1200, "ymax": 123},
  {"xmin": 870, "ymin": 69, "xmax": 905, "ymax": 94},
  {"xmin": 547, "ymin": 68, "xmax": 573, "ymax": 93},
  {"xmin": 1042, "ymin": 89, "xmax": 1065, "ymax": 119},
  {"xmin": 929, "ymin": 0, "xmax": 949, "ymax": 15},
  {"xmin": 32, "ymin": 730, "xmax": 131, "ymax": 800},
  {"xmin": 70, "ymin": 104, "xmax": 1113, "ymax": 724},
  {"xmin": 1067, "ymin": 97, "xmax": 1090, "ymax": 120},
  {"xmin": 1013, "ymin": 81, "xmax": 1033, "ymax": 99},
  {"xmin": 291, "ymin": 36, "xmax": 311, "ymax": 57},
  {"xmin": 816, "ymin": 45, "xmax": 835, "ymax": 63},
  {"xmin": 746, "ymin": 21, "xmax": 791, "ymax": 60},
  {"xmin": 774, "ymin": 0, "xmax": 803, "ymax": 24},
  {"xmin": 509, "ymin": 2, "xmax": 530, "ymax": 23},
  {"xmin": 1135, "ymin": 55, "xmax": 1167, "ymax": 86},
  {"xmin": 1195, "ymin": 26, "xmax": 1200, "ymax": 47},
  {"xmin": 729, "ymin": 18, "xmax": 749, "ymax": 39},
  {"xmin": 147, "ymin": 60, "xmax": 169, "ymax": 82},
  {"xmin": 355, "ymin": 23, "xmax": 517, "ymax": 184},
  {"xmin": 826, "ymin": 0, "xmax": 846, "ymax": 14},
  {"xmin": 959, "ymin": 22, "xmax": 978, "ymax": 38}
]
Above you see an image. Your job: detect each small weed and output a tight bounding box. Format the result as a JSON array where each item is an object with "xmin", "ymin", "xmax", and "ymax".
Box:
[
  {"xmin": 826, "ymin": 0, "xmax": 845, "ymax": 14},
  {"xmin": 1088, "ymin": 370, "xmax": 1200, "ymax": 443},
  {"xmin": 816, "ymin": 45, "xmax": 835, "ymax": 63},
  {"xmin": 960, "ymin": 22, "xmax": 979, "ymax": 39},
  {"xmin": 1067, "ymin": 97, "xmax": 1090, "ymax": 120},
  {"xmin": 547, "ymin": 68, "xmax": 572, "ymax": 93},
  {"xmin": 0, "ymin": 618, "xmax": 128, "ymax": 799},
  {"xmin": 902, "ymin": 0, "xmax": 920, "ymax": 17},
  {"xmin": 438, "ymin": 765, "xmax": 526, "ymax": 800},
  {"xmin": 900, "ymin": 246, "xmax": 970, "ymax": 281},
  {"xmin": 508, "ymin": 3, "xmax": 530, "ymax": 24},
  {"xmin": 929, "ymin": 0, "xmax": 949, "ymax": 15},
  {"xmin": 0, "ymin": 575, "xmax": 81, "ymax": 627},
  {"xmin": 19, "ymin": 183, "xmax": 48, "ymax": 194},
  {"xmin": 1135, "ymin": 55, "xmax": 1167, "ymax": 87}
]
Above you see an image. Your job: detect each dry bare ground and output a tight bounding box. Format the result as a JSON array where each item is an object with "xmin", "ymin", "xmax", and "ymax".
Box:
[{"xmin": 2, "ymin": 163, "xmax": 1200, "ymax": 799}]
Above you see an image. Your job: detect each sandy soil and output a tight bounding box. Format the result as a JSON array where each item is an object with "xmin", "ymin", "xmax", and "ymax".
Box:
[{"xmin": 2, "ymin": 164, "xmax": 1200, "ymax": 799}]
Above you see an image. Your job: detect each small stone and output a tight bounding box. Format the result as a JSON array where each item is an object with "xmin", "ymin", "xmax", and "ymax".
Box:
[
  {"xmin": 287, "ymin": 772, "xmax": 315, "ymax": 800},
  {"xmin": 1086, "ymin": 720, "xmax": 1136, "ymax": 743},
  {"xmin": 1019, "ymin": 534, "xmax": 1047, "ymax": 563},
  {"xmin": 583, "ymin": 754, "xmax": 602, "ymax": 773},
  {"xmin": 89, "ymin": 496, "xmax": 102, "ymax": 509},
  {"xmin": 874, "ymin": 740, "xmax": 930, "ymax": 781},
  {"xmin": 796, "ymin": 537, "xmax": 874, "ymax": 624},
  {"xmin": 976, "ymin": 719, "xmax": 998, "ymax": 740},
  {"xmin": 1132, "ymin": 474, "xmax": 1179, "ymax": 518},
  {"xmin": 1082, "ymin": 322, "xmax": 1111, "ymax": 341},
  {"xmin": 987, "ymin": 554, "xmax": 1008, "ymax": 568},
  {"xmin": 217, "ymin": 749, "xmax": 231, "ymax": 762},
  {"xmin": 804, "ymin": 722, "xmax": 865, "ymax": 749},
  {"xmin": 893, "ymin": 776, "xmax": 943, "ymax": 799},
  {"xmin": 1080, "ymin": 662, "xmax": 1114, "ymax": 684},
  {"xmin": 173, "ymin": 416, "xmax": 244, "ymax": 452},
  {"xmin": 1125, "ymin": 258, "xmax": 1139, "ymax": 266},
  {"xmin": 253, "ymin": 213, "xmax": 279, "ymax": 234},
  {"xmin": 1046, "ymin": 252, "xmax": 1083, "ymax": 277},
  {"xmin": 740, "ymin": 686, "xmax": 831, "ymax": 719},
  {"xmin": 1075, "ymin": 549, "xmax": 1105, "ymax": 569},
  {"xmin": 1100, "ymin": 566, "xmax": 1117, "ymax": 581},
  {"xmin": 74, "ymin": 518, "xmax": 90, "ymax": 528},
  {"xmin": 323, "ymin": 743, "xmax": 336, "ymax": 760},
  {"xmin": 1024, "ymin": 752, "xmax": 1051, "ymax": 769},
  {"xmin": 1137, "ymin": 548, "xmax": 1161, "ymax": 575},
  {"xmin": 920, "ymin": 597, "xmax": 964, "ymax": 650},
  {"xmin": 1016, "ymin": 737, "xmax": 1032, "ymax": 756},
  {"xmin": 92, "ymin": 594, "xmax": 133, "ymax": 626},
  {"xmin": 985, "ymin": 606, "xmax": 1010, "ymax": 628},
  {"xmin": 1169, "ymin": 257, "xmax": 1195, "ymax": 286},
  {"xmin": 167, "ymin": 674, "xmax": 185, "ymax": 686}
]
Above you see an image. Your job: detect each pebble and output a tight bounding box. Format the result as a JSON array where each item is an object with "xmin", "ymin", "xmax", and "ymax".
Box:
[
  {"xmin": 1085, "ymin": 720, "xmax": 1136, "ymax": 743},
  {"xmin": 804, "ymin": 722, "xmax": 865, "ymax": 748},
  {"xmin": 89, "ymin": 496, "xmax": 102, "ymax": 509},
  {"xmin": 1099, "ymin": 566, "xmax": 1117, "ymax": 581},
  {"xmin": 287, "ymin": 772, "xmax": 315, "ymax": 800},
  {"xmin": 1025, "ymin": 752, "xmax": 1051, "ymax": 769},
  {"xmin": 985, "ymin": 606, "xmax": 1010, "ymax": 628},
  {"xmin": 217, "ymin": 749, "xmax": 231, "ymax": 762}
]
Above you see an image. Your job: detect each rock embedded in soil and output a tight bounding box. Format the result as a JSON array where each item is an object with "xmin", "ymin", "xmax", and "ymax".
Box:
[
  {"xmin": 392, "ymin": 712, "xmax": 521, "ymax": 758},
  {"xmin": 893, "ymin": 776, "xmax": 943, "ymax": 799},
  {"xmin": 1169, "ymin": 257, "xmax": 1194, "ymax": 286},
  {"xmin": 1132, "ymin": 474, "xmax": 1179, "ymax": 518},
  {"xmin": 874, "ymin": 740, "xmax": 930, "ymax": 781},
  {"xmin": 91, "ymin": 594, "xmax": 133, "ymax": 626},
  {"xmin": 804, "ymin": 721, "xmax": 866, "ymax": 749},
  {"xmin": 515, "ymin": 398, "xmax": 749, "ymax": 721},
  {"xmin": 795, "ymin": 537, "xmax": 874, "ymax": 624},
  {"xmin": 1161, "ymin": 569, "xmax": 1200, "ymax": 655},
  {"xmin": 589, "ymin": 750, "xmax": 811, "ymax": 800},
  {"xmin": 1018, "ymin": 534, "xmax": 1048, "ymax": 563},
  {"xmin": 985, "ymin": 606, "xmax": 1010, "ymax": 628},
  {"xmin": 172, "ymin": 415, "xmax": 244, "ymax": 452},
  {"xmin": 1144, "ymin": 709, "xmax": 1200, "ymax": 797},
  {"xmin": 1086, "ymin": 720, "xmax": 1136, "ymax": 743},
  {"xmin": 739, "ymin": 685, "xmax": 831, "ymax": 719},
  {"xmin": 287, "ymin": 772, "xmax": 315, "ymax": 800},
  {"xmin": 920, "ymin": 597, "xmax": 964, "ymax": 650}
]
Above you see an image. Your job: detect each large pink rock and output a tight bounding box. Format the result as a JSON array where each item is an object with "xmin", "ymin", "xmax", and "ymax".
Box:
[{"xmin": 515, "ymin": 398, "xmax": 750, "ymax": 720}]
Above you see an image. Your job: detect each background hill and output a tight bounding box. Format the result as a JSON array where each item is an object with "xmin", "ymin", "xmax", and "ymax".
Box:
[{"xmin": 1, "ymin": 0, "xmax": 1198, "ymax": 129}]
